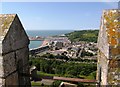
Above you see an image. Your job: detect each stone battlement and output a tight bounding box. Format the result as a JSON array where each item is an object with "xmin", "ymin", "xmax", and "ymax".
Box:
[
  {"xmin": 97, "ymin": 9, "xmax": 120, "ymax": 86},
  {"xmin": 0, "ymin": 14, "xmax": 31, "ymax": 86}
]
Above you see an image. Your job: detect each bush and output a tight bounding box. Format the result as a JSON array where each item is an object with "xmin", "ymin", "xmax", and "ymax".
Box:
[
  {"xmin": 29, "ymin": 57, "xmax": 97, "ymax": 79},
  {"xmin": 51, "ymin": 80, "xmax": 62, "ymax": 87}
]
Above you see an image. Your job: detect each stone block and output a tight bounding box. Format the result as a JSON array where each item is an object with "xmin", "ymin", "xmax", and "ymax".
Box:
[
  {"xmin": 5, "ymin": 72, "xmax": 18, "ymax": 86},
  {"xmin": 3, "ymin": 52, "xmax": 16, "ymax": 77}
]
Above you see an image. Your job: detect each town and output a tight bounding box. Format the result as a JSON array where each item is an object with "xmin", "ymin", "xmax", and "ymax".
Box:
[{"xmin": 30, "ymin": 35, "xmax": 98, "ymax": 61}]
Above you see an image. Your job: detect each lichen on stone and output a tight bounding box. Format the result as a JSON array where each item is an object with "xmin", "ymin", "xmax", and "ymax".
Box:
[
  {"xmin": 104, "ymin": 10, "xmax": 120, "ymax": 47},
  {"xmin": 97, "ymin": 9, "xmax": 120, "ymax": 85},
  {"xmin": 0, "ymin": 14, "xmax": 16, "ymax": 37}
]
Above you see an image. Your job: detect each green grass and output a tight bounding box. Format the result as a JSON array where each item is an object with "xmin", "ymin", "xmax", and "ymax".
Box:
[
  {"xmin": 65, "ymin": 30, "xmax": 99, "ymax": 42},
  {"xmin": 37, "ymin": 71, "xmax": 60, "ymax": 78},
  {"xmin": 37, "ymin": 71, "xmax": 96, "ymax": 80},
  {"xmin": 31, "ymin": 81, "xmax": 41, "ymax": 86},
  {"xmin": 31, "ymin": 81, "xmax": 52, "ymax": 87}
]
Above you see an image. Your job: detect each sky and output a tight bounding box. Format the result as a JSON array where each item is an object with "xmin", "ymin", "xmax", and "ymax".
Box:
[{"xmin": 1, "ymin": 2, "xmax": 118, "ymax": 30}]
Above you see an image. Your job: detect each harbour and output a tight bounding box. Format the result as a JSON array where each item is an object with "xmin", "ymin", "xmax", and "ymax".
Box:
[{"xmin": 26, "ymin": 30, "xmax": 73, "ymax": 49}]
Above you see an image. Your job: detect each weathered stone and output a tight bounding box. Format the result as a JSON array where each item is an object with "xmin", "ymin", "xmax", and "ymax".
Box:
[
  {"xmin": 0, "ymin": 14, "xmax": 31, "ymax": 86},
  {"xmin": 5, "ymin": 72, "xmax": 18, "ymax": 86},
  {"xmin": 1, "ymin": 14, "xmax": 29, "ymax": 54},
  {"xmin": 0, "ymin": 56, "xmax": 4, "ymax": 77},
  {"xmin": 3, "ymin": 52, "xmax": 16, "ymax": 77},
  {"xmin": 97, "ymin": 9, "xmax": 120, "ymax": 86}
]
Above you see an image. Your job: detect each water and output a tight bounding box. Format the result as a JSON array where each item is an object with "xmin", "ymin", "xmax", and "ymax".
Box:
[
  {"xmin": 26, "ymin": 30, "xmax": 73, "ymax": 49},
  {"xmin": 28, "ymin": 41, "xmax": 43, "ymax": 49}
]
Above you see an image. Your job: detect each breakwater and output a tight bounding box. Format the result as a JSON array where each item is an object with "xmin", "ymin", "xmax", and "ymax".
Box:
[{"xmin": 29, "ymin": 45, "xmax": 50, "ymax": 55}]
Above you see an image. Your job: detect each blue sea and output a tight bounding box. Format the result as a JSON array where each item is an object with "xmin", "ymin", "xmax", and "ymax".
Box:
[{"xmin": 26, "ymin": 30, "xmax": 74, "ymax": 49}]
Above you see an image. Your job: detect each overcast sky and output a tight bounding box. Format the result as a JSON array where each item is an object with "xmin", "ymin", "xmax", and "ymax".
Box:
[{"xmin": 1, "ymin": 2, "xmax": 118, "ymax": 30}]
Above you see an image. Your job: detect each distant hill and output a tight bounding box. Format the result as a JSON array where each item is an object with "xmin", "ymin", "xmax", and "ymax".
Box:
[{"xmin": 65, "ymin": 30, "xmax": 99, "ymax": 43}]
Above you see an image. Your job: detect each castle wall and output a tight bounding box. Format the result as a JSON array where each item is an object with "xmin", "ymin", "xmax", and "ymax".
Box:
[
  {"xmin": 0, "ymin": 14, "xmax": 30, "ymax": 86},
  {"xmin": 97, "ymin": 9, "xmax": 120, "ymax": 86}
]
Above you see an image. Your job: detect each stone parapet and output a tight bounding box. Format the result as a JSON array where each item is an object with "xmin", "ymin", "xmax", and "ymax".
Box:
[
  {"xmin": 97, "ymin": 9, "xmax": 120, "ymax": 86},
  {"xmin": 0, "ymin": 14, "xmax": 30, "ymax": 86}
]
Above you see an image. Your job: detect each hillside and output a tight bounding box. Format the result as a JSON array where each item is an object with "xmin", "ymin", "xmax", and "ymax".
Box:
[{"xmin": 65, "ymin": 30, "xmax": 99, "ymax": 43}]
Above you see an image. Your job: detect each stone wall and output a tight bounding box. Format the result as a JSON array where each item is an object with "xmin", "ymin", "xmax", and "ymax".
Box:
[
  {"xmin": 97, "ymin": 9, "xmax": 120, "ymax": 86},
  {"xmin": 0, "ymin": 14, "xmax": 31, "ymax": 86}
]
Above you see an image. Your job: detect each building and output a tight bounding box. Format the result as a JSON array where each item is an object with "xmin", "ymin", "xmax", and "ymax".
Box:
[
  {"xmin": 97, "ymin": 10, "xmax": 120, "ymax": 86},
  {"xmin": 42, "ymin": 36, "xmax": 71, "ymax": 47},
  {"xmin": 0, "ymin": 14, "xmax": 31, "ymax": 86},
  {"xmin": 53, "ymin": 41, "xmax": 64, "ymax": 49}
]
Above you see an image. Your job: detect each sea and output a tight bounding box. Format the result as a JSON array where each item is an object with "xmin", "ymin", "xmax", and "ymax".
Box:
[{"xmin": 26, "ymin": 30, "xmax": 74, "ymax": 49}]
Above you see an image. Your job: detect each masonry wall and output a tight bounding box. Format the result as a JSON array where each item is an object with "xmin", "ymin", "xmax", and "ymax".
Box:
[
  {"xmin": 0, "ymin": 14, "xmax": 30, "ymax": 86},
  {"xmin": 97, "ymin": 9, "xmax": 120, "ymax": 86},
  {"xmin": 97, "ymin": 50, "xmax": 108, "ymax": 85}
]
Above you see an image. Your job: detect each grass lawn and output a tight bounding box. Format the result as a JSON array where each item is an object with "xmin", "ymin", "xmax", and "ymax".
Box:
[
  {"xmin": 37, "ymin": 71, "xmax": 60, "ymax": 77},
  {"xmin": 31, "ymin": 81, "xmax": 41, "ymax": 86}
]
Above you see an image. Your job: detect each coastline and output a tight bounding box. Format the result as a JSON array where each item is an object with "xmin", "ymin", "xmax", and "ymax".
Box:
[{"xmin": 27, "ymin": 30, "xmax": 73, "ymax": 49}]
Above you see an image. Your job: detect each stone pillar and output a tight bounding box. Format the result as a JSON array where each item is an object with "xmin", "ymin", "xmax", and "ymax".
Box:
[
  {"xmin": 0, "ymin": 14, "xmax": 31, "ymax": 86},
  {"xmin": 97, "ymin": 9, "xmax": 120, "ymax": 86}
]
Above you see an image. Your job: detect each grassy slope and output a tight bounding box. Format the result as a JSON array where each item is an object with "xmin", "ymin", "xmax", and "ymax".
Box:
[{"xmin": 65, "ymin": 30, "xmax": 99, "ymax": 43}]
